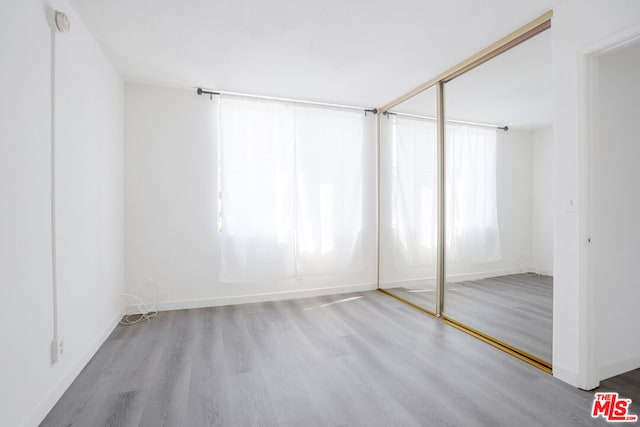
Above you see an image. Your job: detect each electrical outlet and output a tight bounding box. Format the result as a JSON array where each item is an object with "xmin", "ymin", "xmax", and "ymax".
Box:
[{"xmin": 51, "ymin": 338, "xmax": 64, "ymax": 364}]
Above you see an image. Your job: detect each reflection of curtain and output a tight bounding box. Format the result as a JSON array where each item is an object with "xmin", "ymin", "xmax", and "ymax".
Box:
[
  {"xmin": 218, "ymin": 96, "xmax": 365, "ymax": 283},
  {"xmin": 392, "ymin": 115, "xmax": 438, "ymax": 266},
  {"xmin": 391, "ymin": 118, "xmax": 500, "ymax": 268},
  {"xmin": 446, "ymin": 123, "xmax": 500, "ymax": 264}
]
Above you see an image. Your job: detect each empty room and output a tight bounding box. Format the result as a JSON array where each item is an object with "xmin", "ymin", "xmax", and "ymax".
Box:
[{"xmin": 2, "ymin": 0, "xmax": 640, "ymax": 426}]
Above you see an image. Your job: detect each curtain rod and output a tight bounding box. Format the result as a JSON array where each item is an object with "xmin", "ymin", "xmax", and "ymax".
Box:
[
  {"xmin": 196, "ymin": 88, "xmax": 377, "ymax": 115},
  {"xmin": 383, "ymin": 111, "xmax": 508, "ymax": 131}
]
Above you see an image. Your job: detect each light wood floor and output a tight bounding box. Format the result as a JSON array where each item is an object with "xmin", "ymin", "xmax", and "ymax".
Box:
[
  {"xmin": 387, "ymin": 273, "xmax": 552, "ymax": 362},
  {"xmin": 42, "ymin": 290, "xmax": 636, "ymax": 426}
]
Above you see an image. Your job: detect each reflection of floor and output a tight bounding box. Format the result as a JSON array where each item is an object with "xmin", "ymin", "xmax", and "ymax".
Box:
[{"xmin": 388, "ymin": 273, "xmax": 553, "ymax": 363}]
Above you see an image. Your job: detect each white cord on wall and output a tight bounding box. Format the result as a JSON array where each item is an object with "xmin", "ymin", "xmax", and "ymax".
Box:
[
  {"xmin": 50, "ymin": 26, "xmax": 59, "ymax": 354},
  {"xmin": 120, "ymin": 279, "xmax": 161, "ymax": 325},
  {"xmin": 49, "ymin": 10, "xmax": 71, "ymax": 364}
]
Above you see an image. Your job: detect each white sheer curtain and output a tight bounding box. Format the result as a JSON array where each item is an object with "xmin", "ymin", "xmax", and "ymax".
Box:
[
  {"xmin": 389, "ymin": 117, "xmax": 500, "ymax": 268},
  {"xmin": 218, "ymin": 97, "xmax": 295, "ymax": 283},
  {"xmin": 446, "ymin": 123, "xmax": 500, "ymax": 264},
  {"xmin": 294, "ymin": 105, "xmax": 364, "ymax": 275},
  {"xmin": 218, "ymin": 96, "xmax": 365, "ymax": 284}
]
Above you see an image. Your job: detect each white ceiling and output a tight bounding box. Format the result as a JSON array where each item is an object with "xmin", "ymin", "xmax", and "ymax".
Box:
[{"xmin": 69, "ymin": 0, "xmax": 556, "ymax": 109}]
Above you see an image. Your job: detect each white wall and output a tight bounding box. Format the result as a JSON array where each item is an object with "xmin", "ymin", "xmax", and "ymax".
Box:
[
  {"xmin": 593, "ymin": 42, "xmax": 640, "ymax": 381},
  {"xmin": 124, "ymin": 83, "xmax": 377, "ymax": 310},
  {"xmin": 552, "ymin": 0, "xmax": 640, "ymax": 388},
  {"xmin": 531, "ymin": 126, "xmax": 554, "ymax": 275},
  {"xmin": 0, "ymin": 1, "xmax": 124, "ymax": 425}
]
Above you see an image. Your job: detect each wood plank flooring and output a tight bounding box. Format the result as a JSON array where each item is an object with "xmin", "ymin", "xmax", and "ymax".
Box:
[
  {"xmin": 42, "ymin": 290, "xmax": 635, "ymax": 426},
  {"xmin": 387, "ymin": 273, "xmax": 552, "ymax": 362}
]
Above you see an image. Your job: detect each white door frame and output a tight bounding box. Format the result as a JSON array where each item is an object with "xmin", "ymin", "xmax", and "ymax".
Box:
[{"xmin": 577, "ymin": 24, "xmax": 640, "ymax": 390}]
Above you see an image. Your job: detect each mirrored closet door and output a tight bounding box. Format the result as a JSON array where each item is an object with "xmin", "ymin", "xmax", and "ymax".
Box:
[
  {"xmin": 378, "ymin": 11, "xmax": 553, "ymax": 369},
  {"xmin": 443, "ymin": 29, "xmax": 553, "ymax": 365},
  {"xmin": 379, "ymin": 86, "xmax": 438, "ymax": 314}
]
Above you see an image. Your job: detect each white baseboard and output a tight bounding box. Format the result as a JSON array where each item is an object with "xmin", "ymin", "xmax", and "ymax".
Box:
[
  {"xmin": 380, "ymin": 277, "xmax": 436, "ymax": 289},
  {"xmin": 27, "ymin": 313, "xmax": 122, "ymax": 427},
  {"xmin": 380, "ymin": 268, "xmax": 527, "ymax": 289},
  {"xmin": 448, "ymin": 268, "xmax": 528, "ymax": 283},
  {"xmin": 599, "ymin": 354, "xmax": 640, "ymax": 382},
  {"xmin": 148, "ymin": 282, "xmax": 378, "ymax": 312},
  {"xmin": 528, "ymin": 268, "xmax": 553, "ymax": 277},
  {"xmin": 553, "ymin": 363, "xmax": 580, "ymax": 387}
]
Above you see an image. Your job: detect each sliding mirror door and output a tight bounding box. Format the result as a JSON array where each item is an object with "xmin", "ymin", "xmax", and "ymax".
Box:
[
  {"xmin": 443, "ymin": 30, "xmax": 553, "ymax": 365},
  {"xmin": 379, "ymin": 86, "xmax": 439, "ymax": 314}
]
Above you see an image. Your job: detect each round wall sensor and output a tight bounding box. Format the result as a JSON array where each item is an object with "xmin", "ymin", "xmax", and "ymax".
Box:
[{"xmin": 54, "ymin": 11, "xmax": 71, "ymax": 33}]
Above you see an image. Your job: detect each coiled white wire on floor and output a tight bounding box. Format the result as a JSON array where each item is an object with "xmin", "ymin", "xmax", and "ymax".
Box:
[{"xmin": 120, "ymin": 279, "xmax": 160, "ymax": 325}]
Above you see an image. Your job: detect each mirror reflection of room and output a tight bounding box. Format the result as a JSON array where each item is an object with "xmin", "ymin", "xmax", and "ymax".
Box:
[
  {"xmin": 443, "ymin": 30, "xmax": 553, "ymax": 363},
  {"xmin": 379, "ymin": 86, "xmax": 439, "ymax": 314}
]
